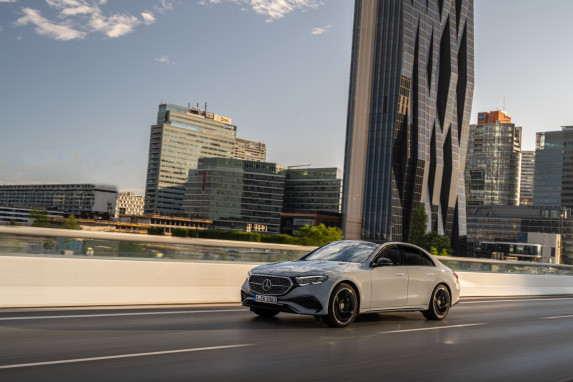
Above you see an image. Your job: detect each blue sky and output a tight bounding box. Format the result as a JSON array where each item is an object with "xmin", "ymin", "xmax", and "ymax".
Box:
[{"xmin": 1, "ymin": 0, "xmax": 572, "ymax": 193}]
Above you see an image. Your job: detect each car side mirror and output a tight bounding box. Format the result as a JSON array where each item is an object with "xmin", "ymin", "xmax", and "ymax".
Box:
[{"xmin": 372, "ymin": 257, "xmax": 393, "ymax": 267}]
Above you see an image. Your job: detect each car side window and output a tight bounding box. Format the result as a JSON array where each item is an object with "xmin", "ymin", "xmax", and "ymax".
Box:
[
  {"xmin": 376, "ymin": 246, "xmax": 404, "ymax": 265},
  {"xmin": 401, "ymin": 246, "xmax": 435, "ymax": 267}
]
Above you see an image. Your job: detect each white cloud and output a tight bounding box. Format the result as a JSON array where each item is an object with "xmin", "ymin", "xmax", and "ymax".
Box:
[
  {"xmin": 141, "ymin": 11, "xmax": 156, "ymax": 26},
  {"xmin": 311, "ymin": 24, "xmax": 330, "ymax": 35},
  {"xmin": 0, "ymin": 0, "xmax": 18, "ymax": 3},
  {"xmin": 16, "ymin": 34, "xmax": 22, "ymax": 40},
  {"xmin": 89, "ymin": 12, "xmax": 141, "ymax": 38},
  {"xmin": 154, "ymin": 0, "xmax": 174, "ymax": 14},
  {"xmin": 14, "ymin": 7, "xmax": 87, "ymax": 40},
  {"xmin": 155, "ymin": 55, "xmax": 174, "ymax": 64},
  {"xmin": 200, "ymin": 0, "xmax": 323, "ymax": 21},
  {"xmin": 12, "ymin": 1, "xmax": 171, "ymax": 40}
]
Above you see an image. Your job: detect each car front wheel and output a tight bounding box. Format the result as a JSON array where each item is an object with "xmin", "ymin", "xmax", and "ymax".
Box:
[
  {"xmin": 324, "ymin": 283, "xmax": 358, "ymax": 328},
  {"xmin": 422, "ymin": 284, "xmax": 450, "ymax": 320}
]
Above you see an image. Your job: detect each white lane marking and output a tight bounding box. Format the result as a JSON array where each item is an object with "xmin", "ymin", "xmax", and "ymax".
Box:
[
  {"xmin": 0, "ymin": 309, "xmax": 247, "ymax": 321},
  {"xmin": 460, "ymin": 297, "xmax": 573, "ymax": 304},
  {"xmin": 379, "ymin": 323, "xmax": 487, "ymax": 334},
  {"xmin": 541, "ymin": 314, "xmax": 573, "ymax": 320},
  {"xmin": 0, "ymin": 344, "xmax": 253, "ymax": 370}
]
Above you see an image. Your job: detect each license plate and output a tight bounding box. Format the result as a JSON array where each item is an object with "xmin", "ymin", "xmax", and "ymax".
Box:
[{"xmin": 255, "ymin": 295, "xmax": 278, "ymax": 304}]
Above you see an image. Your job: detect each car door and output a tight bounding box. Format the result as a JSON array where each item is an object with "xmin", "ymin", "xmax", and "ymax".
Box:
[
  {"xmin": 400, "ymin": 245, "xmax": 438, "ymax": 307},
  {"xmin": 370, "ymin": 245, "xmax": 408, "ymax": 309}
]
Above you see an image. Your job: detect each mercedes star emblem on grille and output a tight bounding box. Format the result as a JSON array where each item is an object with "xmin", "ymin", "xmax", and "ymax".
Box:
[{"xmin": 262, "ymin": 278, "xmax": 272, "ymax": 292}]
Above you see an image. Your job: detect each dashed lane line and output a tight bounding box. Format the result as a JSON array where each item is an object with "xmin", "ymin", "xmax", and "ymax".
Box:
[
  {"xmin": 0, "ymin": 309, "xmax": 247, "ymax": 321},
  {"xmin": 0, "ymin": 344, "xmax": 253, "ymax": 370},
  {"xmin": 379, "ymin": 323, "xmax": 487, "ymax": 334}
]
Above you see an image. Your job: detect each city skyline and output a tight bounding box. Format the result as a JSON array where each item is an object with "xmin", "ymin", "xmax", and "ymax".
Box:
[{"xmin": 1, "ymin": 0, "xmax": 573, "ymax": 193}]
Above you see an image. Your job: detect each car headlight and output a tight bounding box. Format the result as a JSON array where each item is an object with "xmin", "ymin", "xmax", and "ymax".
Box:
[{"xmin": 295, "ymin": 275, "xmax": 328, "ymax": 286}]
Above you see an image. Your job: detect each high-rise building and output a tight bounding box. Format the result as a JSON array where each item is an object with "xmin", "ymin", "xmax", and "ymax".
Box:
[
  {"xmin": 534, "ymin": 130, "xmax": 563, "ymax": 206},
  {"xmin": 520, "ymin": 151, "xmax": 535, "ymax": 206},
  {"xmin": 342, "ymin": 0, "xmax": 474, "ymax": 253},
  {"xmin": 561, "ymin": 126, "xmax": 573, "ymax": 208},
  {"xmin": 144, "ymin": 103, "xmax": 237, "ymax": 216},
  {"xmin": 0, "ymin": 184, "xmax": 117, "ymax": 216},
  {"xmin": 465, "ymin": 110, "xmax": 522, "ymax": 206},
  {"xmin": 234, "ymin": 138, "xmax": 266, "ymax": 162},
  {"xmin": 183, "ymin": 158, "xmax": 284, "ymax": 233}
]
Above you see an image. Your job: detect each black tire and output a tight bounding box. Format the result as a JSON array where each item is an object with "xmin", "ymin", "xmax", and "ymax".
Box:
[
  {"xmin": 422, "ymin": 284, "xmax": 451, "ymax": 320},
  {"xmin": 324, "ymin": 283, "xmax": 358, "ymax": 328},
  {"xmin": 251, "ymin": 307, "xmax": 279, "ymax": 318}
]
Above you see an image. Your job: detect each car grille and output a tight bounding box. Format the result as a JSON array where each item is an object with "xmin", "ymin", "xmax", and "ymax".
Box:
[{"xmin": 249, "ymin": 275, "xmax": 293, "ymax": 296}]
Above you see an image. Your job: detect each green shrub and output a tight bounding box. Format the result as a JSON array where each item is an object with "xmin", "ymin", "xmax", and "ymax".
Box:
[
  {"xmin": 147, "ymin": 227, "xmax": 165, "ymax": 236},
  {"xmin": 171, "ymin": 228, "xmax": 188, "ymax": 237}
]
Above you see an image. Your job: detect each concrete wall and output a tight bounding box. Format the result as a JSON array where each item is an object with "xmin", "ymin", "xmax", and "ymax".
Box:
[{"xmin": 1, "ymin": 256, "xmax": 573, "ymax": 308}]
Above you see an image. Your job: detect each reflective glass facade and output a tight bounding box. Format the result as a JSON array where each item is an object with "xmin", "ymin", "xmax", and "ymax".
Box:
[
  {"xmin": 465, "ymin": 117, "xmax": 522, "ymax": 206},
  {"xmin": 183, "ymin": 158, "xmax": 284, "ymax": 233},
  {"xmin": 144, "ymin": 104, "xmax": 237, "ymax": 216},
  {"xmin": 342, "ymin": 0, "xmax": 474, "ymax": 255},
  {"xmin": 534, "ymin": 131, "xmax": 563, "ymax": 206},
  {"xmin": 282, "ymin": 168, "xmax": 342, "ymax": 213}
]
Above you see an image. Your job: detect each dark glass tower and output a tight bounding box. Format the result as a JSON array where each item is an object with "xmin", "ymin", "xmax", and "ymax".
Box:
[{"xmin": 342, "ymin": 0, "xmax": 474, "ymax": 254}]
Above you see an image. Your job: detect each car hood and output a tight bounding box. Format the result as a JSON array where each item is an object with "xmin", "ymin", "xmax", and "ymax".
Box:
[{"xmin": 251, "ymin": 260, "xmax": 362, "ymax": 277}]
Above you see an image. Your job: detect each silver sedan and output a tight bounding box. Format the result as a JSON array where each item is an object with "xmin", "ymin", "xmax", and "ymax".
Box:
[{"xmin": 241, "ymin": 240, "xmax": 460, "ymax": 327}]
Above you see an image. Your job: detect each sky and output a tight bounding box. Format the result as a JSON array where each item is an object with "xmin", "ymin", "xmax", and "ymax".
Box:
[{"xmin": 1, "ymin": 0, "xmax": 572, "ymax": 194}]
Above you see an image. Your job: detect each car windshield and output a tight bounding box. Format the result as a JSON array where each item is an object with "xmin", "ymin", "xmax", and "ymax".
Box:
[{"xmin": 302, "ymin": 241, "xmax": 378, "ymax": 263}]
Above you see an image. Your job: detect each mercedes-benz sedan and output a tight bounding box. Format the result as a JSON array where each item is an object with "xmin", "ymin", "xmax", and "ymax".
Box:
[{"xmin": 241, "ymin": 240, "xmax": 460, "ymax": 327}]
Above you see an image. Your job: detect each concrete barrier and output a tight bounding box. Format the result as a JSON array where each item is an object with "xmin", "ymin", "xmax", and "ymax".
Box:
[{"xmin": 1, "ymin": 255, "xmax": 573, "ymax": 308}]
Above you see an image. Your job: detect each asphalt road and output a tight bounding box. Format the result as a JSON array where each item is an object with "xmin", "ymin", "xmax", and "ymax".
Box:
[{"xmin": 1, "ymin": 297, "xmax": 573, "ymax": 382}]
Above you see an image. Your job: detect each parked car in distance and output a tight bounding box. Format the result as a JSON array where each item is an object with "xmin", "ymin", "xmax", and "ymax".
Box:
[{"xmin": 241, "ymin": 240, "xmax": 460, "ymax": 327}]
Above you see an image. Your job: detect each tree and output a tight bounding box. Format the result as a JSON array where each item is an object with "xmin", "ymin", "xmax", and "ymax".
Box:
[
  {"xmin": 294, "ymin": 224, "xmax": 343, "ymax": 247},
  {"xmin": 409, "ymin": 205, "xmax": 428, "ymax": 247},
  {"xmin": 62, "ymin": 214, "xmax": 80, "ymax": 230},
  {"xmin": 426, "ymin": 230, "xmax": 452, "ymax": 256},
  {"xmin": 29, "ymin": 209, "xmax": 49, "ymax": 227}
]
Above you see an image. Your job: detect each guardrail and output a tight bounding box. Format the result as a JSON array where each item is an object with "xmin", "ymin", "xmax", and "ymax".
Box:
[{"xmin": 1, "ymin": 226, "xmax": 572, "ymax": 308}]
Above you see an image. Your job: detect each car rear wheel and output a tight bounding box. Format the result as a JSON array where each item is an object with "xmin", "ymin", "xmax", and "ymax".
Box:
[
  {"xmin": 251, "ymin": 307, "xmax": 279, "ymax": 318},
  {"xmin": 422, "ymin": 284, "xmax": 450, "ymax": 320},
  {"xmin": 324, "ymin": 283, "xmax": 358, "ymax": 328}
]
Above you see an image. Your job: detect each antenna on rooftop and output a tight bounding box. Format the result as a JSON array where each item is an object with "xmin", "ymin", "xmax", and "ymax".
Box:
[
  {"xmin": 205, "ymin": 102, "xmax": 207, "ymax": 111},
  {"xmin": 503, "ymin": 96, "xmax": 506, "ymax": 111}
]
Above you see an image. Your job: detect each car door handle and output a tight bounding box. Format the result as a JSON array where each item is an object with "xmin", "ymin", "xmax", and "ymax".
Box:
[
  {"xmin": 426, "ymin": 273, "xmax": 435, "ymax": 276},
  {"xmin": 396, "ymin": 273, "xmax": 405, "ymax": 276}
]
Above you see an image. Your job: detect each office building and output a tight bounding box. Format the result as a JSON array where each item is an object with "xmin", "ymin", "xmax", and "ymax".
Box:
[
  {"xmin": 342, "ymin": 0, "xmax": 474, "ymax": 254},
  {"xmin": 282, "ymin": 168, "xmax": 342, "ymax": 213},
  {"xmin": 115, "ymin": 192, "xmax": 145, "ymax": 218},
  {"xmin": 520, "ymin": 151, "xmax": 535, "ymax": 206},
  {"xmin": 465, "ymin": 110, "xmax": 522, "ymax": 206},
  {"xmin": 234, "ymin": 138, "xmax": 266, "ymax": 162},
  {"xmin": 0, "ymin": 206, "xmax": 64, "ymax": 225},
  {"xmin": 144, "ymin": 103, "xmax": 237, "ymax": 216},
  {"xmin": 561, "ymin": 126, "xmax": 573, "ymax": 208},
  {"xmin": 0, "ymin": 184, "xmax": 117, "ymax": 216},
  {"xmin": 534, "ymin": 130, "xmax": 563, "ymax": 206},
  {"xmin": 184, "ymin": 158, "xmax": 284, "ymax": 233},
  {"xmin": 467, "ymin": 205, "xmax": 571, "ymax": 264},
  {"xmin": 280, "ymin": 167, "xmax": 342, "ymax": 235}
]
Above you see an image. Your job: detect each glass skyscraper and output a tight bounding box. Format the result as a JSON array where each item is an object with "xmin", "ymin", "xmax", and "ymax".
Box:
[
  {"xmin": 465, "ymin": 110, "xmax": 522, "ymax": 206},
  {"xmin": 144, "ymin": 104, "xmax": 237, "ymax": 216},
  {"xmin": 342, "ymin": 0, "xmax": 474, "ymax": 254},
  {"xmin": 534, "ymin": 131, "xmax": 563, "ymax": 206}
]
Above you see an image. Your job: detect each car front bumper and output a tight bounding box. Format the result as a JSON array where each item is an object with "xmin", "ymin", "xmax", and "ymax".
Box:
[{"xmin": 240, "ymin": 278, "xmax": 331, "ymax": 316}]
